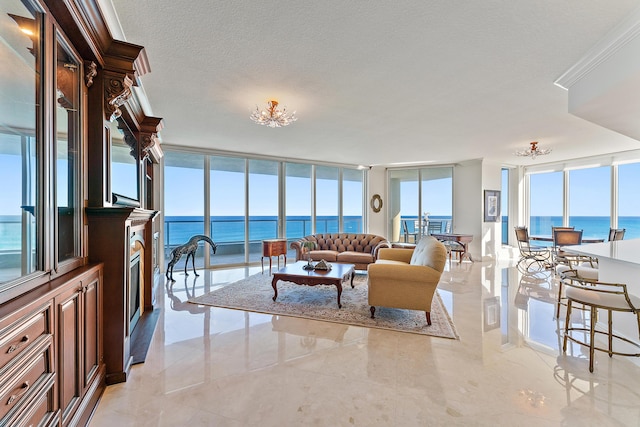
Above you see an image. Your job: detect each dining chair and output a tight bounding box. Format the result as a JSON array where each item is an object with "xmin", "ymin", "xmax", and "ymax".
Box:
[
  {"xmin": 608, "ymin": 228, "xmax": 626, "ymax": 241},
  {"xmin": 514, "ymin": 226, "xmax": 550, "ymax": 273},
  {"xmin": 402, "ymin": 220, "xmax": 418, "ymax": 243},
  {"xmin": 553, "ymin": 229, "xmax": 583, "ymax": 267},
  {"xmin": 560, "ymin": 270, "xmax": 640, "ymax": 373},
  {"xmin": 427, "ymin": 221, "xmax": 442, "ymax": 235},
  {"xmin": 551, "ymin": 226, "xmax": 575, "ymax": 256}
]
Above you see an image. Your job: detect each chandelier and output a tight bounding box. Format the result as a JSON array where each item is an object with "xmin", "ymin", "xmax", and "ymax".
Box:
[
  {"xmin": 514, "ymin": 141, "xmax": 551, "ymax": 160},
  {"xmin": 250, "ymin": 100, "xmax": 297, "ymax": 128}
]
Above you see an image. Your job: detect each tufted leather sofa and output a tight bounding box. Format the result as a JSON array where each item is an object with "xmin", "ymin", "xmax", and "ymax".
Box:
[{"xmin": 290, "ymin": 233, "xmax": 390, "ymax": 270}]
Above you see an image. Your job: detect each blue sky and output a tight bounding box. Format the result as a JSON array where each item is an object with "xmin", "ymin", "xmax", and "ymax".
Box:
[{"xmin": 2, "ymin": 153, "xmax": 639, "ymax": 218}]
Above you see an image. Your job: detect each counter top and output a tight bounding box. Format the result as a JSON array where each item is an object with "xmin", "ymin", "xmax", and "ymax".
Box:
[{"xmin": 563, "ymin": 238, "xmax": 640, "ymax": 266}]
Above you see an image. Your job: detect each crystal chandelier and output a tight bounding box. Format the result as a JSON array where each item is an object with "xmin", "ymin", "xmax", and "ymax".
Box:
[
  {"xmin": 250, "ymin": 100, "xmax": 297, "ymax": 128},
  {"xmin": 514, "ymin": 141, "xmax": 551, "ymax": 160}
]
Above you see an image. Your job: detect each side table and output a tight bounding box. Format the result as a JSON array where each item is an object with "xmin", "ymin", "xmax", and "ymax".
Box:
[{"xmin": 262, "ymin": 239, "xmax": 287, "ymax": 274}]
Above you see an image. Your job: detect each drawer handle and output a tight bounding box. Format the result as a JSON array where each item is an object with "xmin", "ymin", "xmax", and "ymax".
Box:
[
  {"xmin": 6, "ymin": 335, "xmax": 29, "ymax": 354},
  {"xmin": 7, "ymin": 381, "xmax": 29, "ymax": 405}
]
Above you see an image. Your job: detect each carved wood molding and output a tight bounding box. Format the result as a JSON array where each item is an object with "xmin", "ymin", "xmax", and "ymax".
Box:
[
  {"xmin": 85, "ymin": 61, "xmax": 97, "ymax": 87},
  {"xmin": 140, "ymin": 133, "xmax": 157, "ymax": 161},
  {"xmin": 104, "ymin": 74, "xmax": 133, "ymax": 121}
]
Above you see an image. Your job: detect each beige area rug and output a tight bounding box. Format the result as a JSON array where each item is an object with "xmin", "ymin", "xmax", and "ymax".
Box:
[{"xmin": 188, "ymin": 273, "xmax": 459, "ymax": 339}]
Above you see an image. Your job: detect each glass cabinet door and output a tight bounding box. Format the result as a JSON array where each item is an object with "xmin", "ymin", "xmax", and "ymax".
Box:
[
  {"xmin": 0, "ymin": 1, "xmax": 43, "ymax": 284},
  {"xmin": 55, "ymin": 35, "xmax": 81, "ymax": 263}
]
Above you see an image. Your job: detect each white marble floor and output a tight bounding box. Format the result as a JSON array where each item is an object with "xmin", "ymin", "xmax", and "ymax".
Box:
[{"xmin": 89, "ymin": 259, "xmax": 640, "ymax": 426}]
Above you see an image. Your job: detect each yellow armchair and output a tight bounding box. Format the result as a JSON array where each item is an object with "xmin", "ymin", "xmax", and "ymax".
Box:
[{"xmin": 367, "ymin": 237, "xmax": 447, "ymax": 325}]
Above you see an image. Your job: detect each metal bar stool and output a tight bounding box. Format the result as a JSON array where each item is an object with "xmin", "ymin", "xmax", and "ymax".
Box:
[{"xmin": 560, "ymin": 270, "xmax": 640, "ymax": 372}]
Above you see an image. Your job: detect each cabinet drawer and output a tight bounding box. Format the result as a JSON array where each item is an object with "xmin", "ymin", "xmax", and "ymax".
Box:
[
  {"xmin": 0, "ymin": 307, "xmax": 49, "ymax": 372},
  {"xmin": 0, "ymin": 339, "xmax": 52, "ymax": 420},
  {"xmin": 15, "ymin": 379, "xmax": 57, "ymax": 427}
]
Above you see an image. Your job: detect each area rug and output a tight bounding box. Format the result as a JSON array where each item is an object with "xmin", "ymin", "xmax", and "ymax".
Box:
[{"xmin": 188, "ymin": 273, "xmax": 459, "ymax": 339}]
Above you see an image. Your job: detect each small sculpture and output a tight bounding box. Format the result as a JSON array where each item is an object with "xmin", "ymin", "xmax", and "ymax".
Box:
[{"xmin": 166, "ymin": 235, "xmax": 217, "ymax": 282}]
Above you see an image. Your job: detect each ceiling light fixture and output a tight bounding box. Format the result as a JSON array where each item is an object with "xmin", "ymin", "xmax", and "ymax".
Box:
[
  {"xmin": 514, "ymin": 142, "xmax": 551, "ymax": 160},
  {"xmin": 250, "ymin": 100, "xmax": 297, "ymax": 128}
]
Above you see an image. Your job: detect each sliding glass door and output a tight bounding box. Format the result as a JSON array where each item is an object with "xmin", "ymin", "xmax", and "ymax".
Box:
[
  {"xmin": 343, "ymin": 169, "xmax": 364, "ymax": 233},
  {"xmin": 164, "ymin": 151, "xmax": 205, "ymax": 269},
  {"xmin": 210, "ymin": 156, "xmax": 246, "ymax": 266},
  {"xmin": 315, "ymin": 166, "xmax": 339, "ymax": 233},
  {"xmin": 388, "ymin": 167, "xmax": 452, "ymax": 243},
  {"xmin": 248, "ymin": 159, "xmax": 279, "ymax": 263}
]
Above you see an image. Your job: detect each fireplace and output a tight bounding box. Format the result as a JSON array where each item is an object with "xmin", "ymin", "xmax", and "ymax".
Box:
[
  {"xmin": 129, "ymin": 251, "xmax": 141, "ymax": 333},
  {"xmin": 129, "ymin": 233, "xmax": 145, "ymax": 335},
  {"xmin": 87, "ymin": 207, "xmax": 158, "ymax": 384}
]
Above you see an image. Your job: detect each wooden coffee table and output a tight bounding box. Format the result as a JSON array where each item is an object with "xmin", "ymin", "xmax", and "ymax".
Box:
[{"xmin": 271, "ymin": 261, "xmax": 355, "ymax": 308}]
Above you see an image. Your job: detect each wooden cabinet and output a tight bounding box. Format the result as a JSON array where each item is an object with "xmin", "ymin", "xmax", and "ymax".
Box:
[
  {"xmin": 261, "ymin": 239, "xmax": 288, "ymax": 274},
  {"xmin": 0, "ymin": 301, "xmax": 57, "ymax": 426},
  {"xmin": 0, "ymin": 264, "xmax": 104, "ymax": 427},
  {"xmin": 55, "ymin": 267, "xmax": 102, "ymax": 425}
]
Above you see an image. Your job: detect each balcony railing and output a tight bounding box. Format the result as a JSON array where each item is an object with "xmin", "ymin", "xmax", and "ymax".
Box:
[{"xmin": 163, "ymin": 216, "xmax": 363, "ymax": 268}]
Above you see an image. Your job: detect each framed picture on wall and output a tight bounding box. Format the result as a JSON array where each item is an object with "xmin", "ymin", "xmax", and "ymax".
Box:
[{"xmin": 484, "ymin": 190, "xmax": 500, "ymax": 222}]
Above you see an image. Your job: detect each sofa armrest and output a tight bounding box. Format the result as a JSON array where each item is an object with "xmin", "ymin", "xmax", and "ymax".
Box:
[
  {"xmin": 377, "ymin": 248, "xmax": 414, "ymax": 264},
  {"xmin": 372, "ymin": 240, "xmax": 391, "ymax": 258},
  {"xmin": 290, "ymin": 240, "xmax": 303, "ymax": 261}
]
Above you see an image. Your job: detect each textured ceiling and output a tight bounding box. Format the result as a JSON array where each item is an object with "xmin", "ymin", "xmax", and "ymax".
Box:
[{"xmin": 107, "ymin": 0, "xmax": 640, "ymax": 167}]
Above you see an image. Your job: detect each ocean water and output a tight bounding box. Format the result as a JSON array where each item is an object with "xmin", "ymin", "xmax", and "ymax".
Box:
[
  {"xmin": 2, "ymin": 215, "xmax": 639, "ymax": 250},
  {"xmin": 164, "ymin": 216, "xmax": 363, "ymax": 246}
]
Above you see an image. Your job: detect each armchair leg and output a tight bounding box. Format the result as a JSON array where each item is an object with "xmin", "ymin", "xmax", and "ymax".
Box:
[
  {"xmin": 370, "ymin": 306, "xmax": 376, "ymax": 319},
  {"xmin": 426, "ymin": 311, "xmax": 431, "ymax": 326}
]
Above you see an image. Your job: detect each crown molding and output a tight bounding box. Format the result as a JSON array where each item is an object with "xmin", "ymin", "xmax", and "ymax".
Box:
[{"xmin": 554, "ymin": 6, "xmax": 640, "ymax": 90}]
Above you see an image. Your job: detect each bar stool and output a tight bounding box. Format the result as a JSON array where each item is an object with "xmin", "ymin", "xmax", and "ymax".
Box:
[
  {"xmin": 555, "ymin": 254, "xmax": 599, "ymax": 319},
  {"xmin": 560, "ymin": 270, "xmax": 640, "ymax": 372}
]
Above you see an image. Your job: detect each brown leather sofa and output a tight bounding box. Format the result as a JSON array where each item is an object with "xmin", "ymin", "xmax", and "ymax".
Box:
[
  {"xmin": 290, "ymin": 233, "xmax": 390, "ymax": 270},
  {"xmin": 367, "ymin": 236, "xmax": 447, "ymax": 325}
]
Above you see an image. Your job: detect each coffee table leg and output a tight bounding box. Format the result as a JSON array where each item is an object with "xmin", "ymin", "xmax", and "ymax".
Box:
[
  {"xmin": 350, "ymin": 271, "xmax": 355, "ymax": 288},
  {"xmin": 272, "ymin": 277, "xmax": 278, "ymax": 301},
  {"xmin": 336, "ymin": 283, "xmax": 342, "ymax": 309}
]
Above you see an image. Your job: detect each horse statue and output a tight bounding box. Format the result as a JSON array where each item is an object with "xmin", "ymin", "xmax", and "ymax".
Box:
[{"xmin": 166, "ymin": 235, "xmax": 217, "ymax": 282}]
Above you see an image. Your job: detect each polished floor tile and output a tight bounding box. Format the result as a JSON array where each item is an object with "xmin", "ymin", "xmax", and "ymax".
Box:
[{"xmin": 89, "ymin": 261, "xmax": 640, "ymax": 426}]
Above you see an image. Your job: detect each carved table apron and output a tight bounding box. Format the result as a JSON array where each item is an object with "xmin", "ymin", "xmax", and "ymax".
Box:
[{"xmin": 271, "ymin": 261, "xmax": 355, "ymax": 308}]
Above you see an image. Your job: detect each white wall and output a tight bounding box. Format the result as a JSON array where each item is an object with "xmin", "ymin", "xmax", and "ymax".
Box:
[
  {"xmin": 481, "ymin": 159, "xmax": 503, "ymax": 260},
  {"xmin": 366, "ymin": 166, "xmax": 386, "ymax": 236},
  {"xmin": 453, "ymin": 159, "xmax": 483, "ymax": 260}
]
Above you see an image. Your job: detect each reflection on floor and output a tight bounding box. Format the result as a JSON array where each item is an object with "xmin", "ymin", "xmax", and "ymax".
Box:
[{"xmin": 89, "ymin": 260, "xmax": 640, "ymax": 426}]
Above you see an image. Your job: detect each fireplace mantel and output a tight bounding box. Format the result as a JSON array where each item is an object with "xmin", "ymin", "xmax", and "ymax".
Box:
[{"xmin": 86, "ymin": 207, "xmax": 158, "ymax": 384}]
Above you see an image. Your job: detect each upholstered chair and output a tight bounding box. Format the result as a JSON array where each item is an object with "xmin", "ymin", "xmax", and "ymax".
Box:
[{"xmin": 367, "ymin": 236, "xmax": 447, "ymax": 325}]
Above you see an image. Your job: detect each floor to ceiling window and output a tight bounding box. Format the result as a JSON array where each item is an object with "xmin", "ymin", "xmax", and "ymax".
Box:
[
  {"xmin": 526, "ymin": 156, "xmax": 640, "ymax": 242},
  {"xmin": 388, "ymin": 167, "xmax": 453, "ymax": 243},
  {"xmin": 388, "ymin": 169, "xmax": 419, "ymax": 243},
  {"xmin": 528, "ymin": 171, "xmax": 563, "ymax": 236},
  {"xmin": 617, "ymin": 162, "xmax": 640, "ymax": 239},
  {"xmin": 342, "ymin": 168, "xmax": 364, "ymax": 233},
  {"xmin": 248, "ymin": 159, "xmax": 279, "ymax": 263},
  {"xmin": 568, "ymin": 166, "xmax": 610, "ymax": 238},
  {"xmin": 164, "ymin": 151, "xmax": 205, "ymax": 268},
  {"xmin": 210, "ymin": 156, "xmax": 246, "ymax": 266},
  {"xmin": 315, "ymin": 166, "xmax": 339, "ymax": 233},
  {"xmin": 163, "ymin": 150, "xmax": 366, "ymax": 267},
  {"xmin": 285, "ymin": 163, "xmax": 312, "ymax": 258},
  {"xmin": 421, "ymin": 167, "xmax": 453, "ymax": 235}
]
